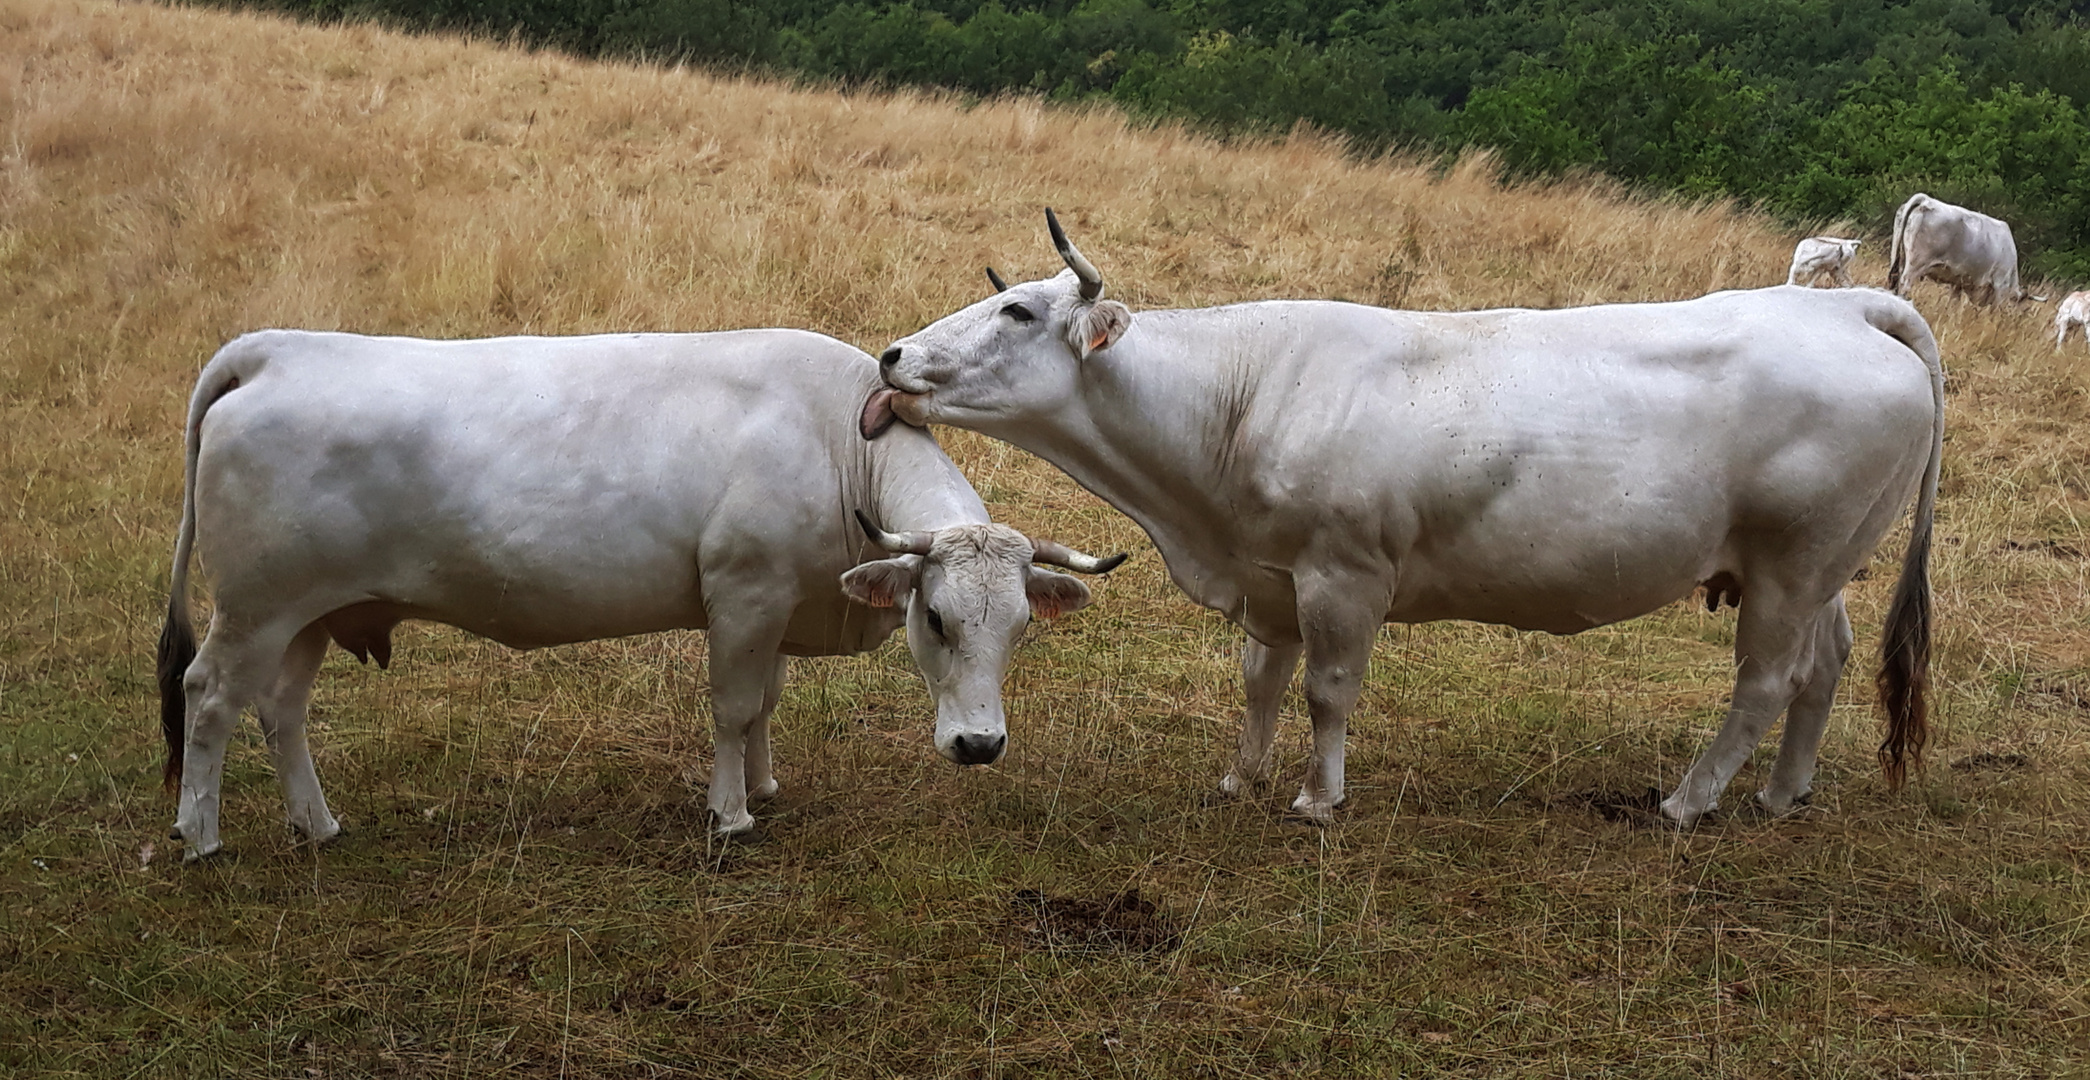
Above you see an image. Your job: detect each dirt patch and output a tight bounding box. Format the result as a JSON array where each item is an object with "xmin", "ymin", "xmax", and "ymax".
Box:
[
  {"xmin": 1951, "ymin": 752, "xmax": 2031, "ymax": 773},
  {"xmin": 1009, "ymin": 889, "xmax": 1182, "ymax": 955},
  {"xmin": 1569, "ymin": 786, "xmax": 1672, "ymax": 826},
  {"xmin": 2000, "ymin": 538, "xmax": 2085, "ymax": 559}
]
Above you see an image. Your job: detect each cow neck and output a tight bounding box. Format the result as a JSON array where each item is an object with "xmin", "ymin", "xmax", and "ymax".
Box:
[
  {"xmin": 984, "ymin": 311, "xmax": 1252, "ymax": 584},
  {"xmin": 864, "ymin": 421, "xmax": 991, "ymax": 535}
]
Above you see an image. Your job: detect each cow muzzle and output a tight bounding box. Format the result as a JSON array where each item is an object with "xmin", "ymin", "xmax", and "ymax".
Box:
[{"xmin": 945, "ymin": 731, "xmax": 1007, "ymax": 766}]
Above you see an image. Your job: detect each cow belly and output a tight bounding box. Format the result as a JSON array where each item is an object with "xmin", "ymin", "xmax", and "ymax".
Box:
[{"xmin": 1389, "ymin": 538, "xmax": 1714, "ymax": 633}]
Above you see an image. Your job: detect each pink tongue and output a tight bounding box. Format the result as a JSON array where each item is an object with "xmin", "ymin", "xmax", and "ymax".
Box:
[{"xmin": 860, "ymin": 388, "xmax": 901, "ymax": 440}]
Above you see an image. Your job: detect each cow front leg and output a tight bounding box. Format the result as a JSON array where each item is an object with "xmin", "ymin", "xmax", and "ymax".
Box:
[
  {"xmin": 1219, "ymin": 638, "xmax": 1302, "ymax": 797},
  {"xmin": 705, "ymin": 620, "xmax": 787, "ymax": 836},
  {"xmin": 1289, "ymin": 578, "xmax": 1381, "ymax": 823},
  {"xmin": 1758, "ymin": 596, "xmax": 1853, "ymax": 816},
  {"xmin": 172, "ymin": 622, "xmax": 296, "ymax": 860},
  {"xmin": 256, "ymin": 621, "xmax": 341, "ymax": 844},
  {"xmin": 746, "ymin": 655, "xmax": 788, "ymax": 802},
  {"xmin": 1663, "ymin": 588, "xmax": 1819, "ymax": 827}
]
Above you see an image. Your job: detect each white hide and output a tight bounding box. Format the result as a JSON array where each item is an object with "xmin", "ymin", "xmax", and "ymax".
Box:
[
  {"xmin": 876, "ymin": 221, "xmax": 1944, "ymax": 829},
  {"xmin": 1889, "ymin": 193, "xmax": 2027, "ymax": 304},
  {"xmin": 1787, "ymin": 236, "xmax": 1861, "ymax": 287},
  {"xmin": 2054, "ymin": 291, "xmax": 2090, "ymax": 350},
  {"xmin": 159, "ymin": 328, "xmax": 1108, "ymax": 858}
]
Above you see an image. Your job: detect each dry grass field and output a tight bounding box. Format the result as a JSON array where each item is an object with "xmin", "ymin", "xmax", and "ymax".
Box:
[{"xmin": 4, "ymin": 0, "xmax": 2088, "ymax": 1075}]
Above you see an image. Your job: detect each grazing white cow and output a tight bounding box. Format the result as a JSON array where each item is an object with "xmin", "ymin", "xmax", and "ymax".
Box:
[
  {"xmin": 2054, "ymin": 291, "xmax": 2090, "ymax": 349},
  {"xmin": 1787, "ymin": 236, "xmax": 1861, "ymax": 287},
  {"xmin": 867, "ymin": 211, "xmax": 1943, "ymax": 828},
  {"xmin": 158, "ymin": 328, "xmax": 1123, "ymax": 859},
  {"xmin": 1889, "ymin": 193, "xmax": 2031, "ymax": 304}
]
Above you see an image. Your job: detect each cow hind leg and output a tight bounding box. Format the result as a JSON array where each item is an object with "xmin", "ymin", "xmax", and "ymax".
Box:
[
  {"xmin": 256, "ymin": 621, "xmax": 342, "ymax": 843},
  {"xmin": 746, "ymin": 655, "xmax": 788, "ymax": 802},
  {"xmin": 1219, "ymin": 638, "xmax": 1302, "ymax": 797},
  {"xmin": 1758, "ymin": 596, "xmax": 1854, "ymax": 816},
  {"xmin": 171, "ymin": 620, "xmax": 300, "ymax": 859},
  {"xmin": 1661, "ymin": 585, "xmax": 1822, "ymax": 828}
]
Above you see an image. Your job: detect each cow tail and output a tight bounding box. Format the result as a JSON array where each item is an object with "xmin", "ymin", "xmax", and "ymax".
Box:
[
  {"xmin": 1870, "ymin": 299, "xmax": 1944, "ymax": 790},
  {"xmin": 159, "ymin": 339, "xmax": 257, "ymax": 795},
  {"xmin": 1887, "ymin": 194, "xmax": 1919, "ymax": 295}
]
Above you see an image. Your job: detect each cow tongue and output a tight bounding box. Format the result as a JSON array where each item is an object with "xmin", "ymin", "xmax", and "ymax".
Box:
[{"xmin": 859, "ymin": 388, "xmax": 926, "ymax": 440}]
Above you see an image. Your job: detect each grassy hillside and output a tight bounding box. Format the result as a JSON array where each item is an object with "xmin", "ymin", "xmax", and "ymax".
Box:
[{"xmin": 2, "ymin": 0, "xmax": 2087, "ymax": 1075}]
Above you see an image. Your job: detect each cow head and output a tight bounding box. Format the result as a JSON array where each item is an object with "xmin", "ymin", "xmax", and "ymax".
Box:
[
  {"xmin": 840, "ymin": 511, "xmax": 1124, "ymax": 766},
  {"xmin": 862, "ymin": 209, "xmax": 1131, "ymax": 440}
]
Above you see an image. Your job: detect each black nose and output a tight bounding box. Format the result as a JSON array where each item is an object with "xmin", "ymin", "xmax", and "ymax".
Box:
[
  {"xmin": 950, "ymin": 732, "xmax": 1006, "ymax": 766},
  {"xmin": 880, "ymin": 346, "xmax": 902, "ymax": 368}
]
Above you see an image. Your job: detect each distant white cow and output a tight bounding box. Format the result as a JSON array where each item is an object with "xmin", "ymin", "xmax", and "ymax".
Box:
[
  {"xmin": 158, "ymin": 328, "xmax": 1123, "ymax": 859},
  {"xmin": 1889, "ymin": 193, "xmax": 2030, "ymax": 305},
  {"xmin": 1787, "ymin": 236, "xmax": 1861, "ymax": 287},
  {"xmin": 2054, "ymin": 291, "xmax": 2090, "ymax": 349},
  {"xmin": 870, "ymin": 211, "xmax": 1944, "ymax": 829}
]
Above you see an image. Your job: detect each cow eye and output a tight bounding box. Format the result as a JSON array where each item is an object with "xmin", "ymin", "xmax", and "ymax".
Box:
[
  {"xmin": 1000, "ymin": 303, "xmax": 1036, "ymax": 324},
  {"xmin": 924, "ymin": 608, "xmax": 946, "ymax": 638}
]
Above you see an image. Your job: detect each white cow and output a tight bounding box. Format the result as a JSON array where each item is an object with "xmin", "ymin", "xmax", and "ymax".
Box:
[
  {"xmin": 158, "ymin": 328, "xmax": 1123, "ymax": 859},
  {"xmin": 2054, "ymin": 291, "xmax": 2090, "ymax": 349},
  {"xmin": 1787, "ymin": 236, "xmax": 1861, "ymax": 287},
  {"xmin": 1889, "ymin": 193, "xmax": 2030, "ymax": 304},
  {"xmin": 868, "ymin": 211, "xmax": 1943, "ymax": 828}
]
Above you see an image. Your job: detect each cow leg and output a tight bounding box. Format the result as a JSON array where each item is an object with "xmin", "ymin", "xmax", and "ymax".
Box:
[
  {"xmin": 1661, "ymin": 586, "xmax": 1820, "ymax": 828},
  {"xmin": 1289, "ymin": 580, "xmax": 1380, "ymax": 823},
  {"xmin": 1218, "ymin": 638, "xmax": 1302, "ymax": 796},
  {"xmin": 704, "ymin": 619, "xmax": 787, "ymax": 836},
  {"xmin": 255, "ymin": 620, "xmax": 341, "ymax": 843},
  {"xmin": 171, "ymin": 620, "xmax": 299, "ymax": 860},
  {"xmin": 1833, "ymin": 265, "xmax": 1854, "ymax": 288},
  {"xmin": 746, "ymin": 655, "xmax": 788, "ymax": 802},
  {"xmin": 1758, "ymin": 596, "xmax": 1854, "ymax": 816}
]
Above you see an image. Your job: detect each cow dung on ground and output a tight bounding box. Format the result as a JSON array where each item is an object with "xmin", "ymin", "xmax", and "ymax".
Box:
[{"xmin": 1010, "ymin": 888, "xmax": 1183, "ymax": 954}]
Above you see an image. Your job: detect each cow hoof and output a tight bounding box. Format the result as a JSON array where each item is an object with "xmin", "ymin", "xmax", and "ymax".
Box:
[
  {"xmin": 1657, "ymin": 795, "xmax": 1706, "ymax": 830},
  {"xmin": 289, "ymin": 811, "xmax": 342, "ymax": 844},
  {"xmin": 1216, "ymin": 772, "xmax": 1253, "ymax": 798},
  {"xmin": 181, "ymin": 840, "xmax": 225, "ymax": 863},
  {"xmin": 1754, "ymin": 789, "xmax": 1814, "ymax": 818},
  {"xmin": 749, "ymin": 779, "xmax": 781, "ymax": 802},
  {"xmin": 712, "ymin": 809, "xmax": 757, "ymax": 836},
  {"xmin": 1287, "ymin": 794, "xmax": 1339, "ymax": 825}
]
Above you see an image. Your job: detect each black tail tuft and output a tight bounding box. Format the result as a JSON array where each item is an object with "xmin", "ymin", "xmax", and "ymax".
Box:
[
  {"xmin": 1874, "ymin": 531, "xmax": 1932, "ymax": 789},
  {"xmin": 156, "ymin": 598, "xmax": 196, "ymax": 796}
]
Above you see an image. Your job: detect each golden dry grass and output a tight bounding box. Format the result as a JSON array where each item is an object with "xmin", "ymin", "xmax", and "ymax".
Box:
[{"xmin": 3, "ymin": 0, "xmax": 2088, "ymax": 1076}]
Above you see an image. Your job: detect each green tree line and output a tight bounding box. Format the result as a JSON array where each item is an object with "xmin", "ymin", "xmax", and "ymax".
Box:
[{"xmin": 217, "ymin": 0, "xmax": 2090, "ymax": 277}]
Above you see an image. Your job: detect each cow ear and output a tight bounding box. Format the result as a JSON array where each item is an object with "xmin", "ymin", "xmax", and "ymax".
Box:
[
  {"xmin": 841, "ymin": 557, "xmax": 919, "ymax": 608},
  {"xmin": 1024, "ymin": 567, "xmax": 1093, "ymax": 619},
  {"xmin": 1073, "ymin": 300, "xmax": 1131, "ymax": 359}
]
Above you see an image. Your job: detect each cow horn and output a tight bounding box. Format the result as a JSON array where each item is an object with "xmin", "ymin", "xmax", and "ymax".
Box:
[
  {"xmin": 986, "ymin": 266, "xmax": 1009, "ymax": 293},
  {"xmin": 855, "ymin": 509, "xmax": 934, "ymax": 556},
  {"xmin": 1028, "ymin": 536, "xmax": 1127, "ymax": 575},
  {"xmin": 1045, "ymin": 208, "xmax": 1103, "ymax": 302}
]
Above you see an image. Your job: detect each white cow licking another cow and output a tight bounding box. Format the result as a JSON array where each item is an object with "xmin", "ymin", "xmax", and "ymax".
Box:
[
  {"xmin": 158, "ymin": 328, "xmax": 1123, "ymax": 859},
  {"xmin": 870, "ymin": 211, "xmax": 1944, "ymax": 829},
  {"xmin": 1787, "ymin": 236, "xmax": 1861, "ymax": 287}
]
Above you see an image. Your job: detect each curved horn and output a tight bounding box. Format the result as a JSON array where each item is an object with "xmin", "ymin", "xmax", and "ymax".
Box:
[
  {"xmin": 855, "ymin": 509, "xmax": 933, "ymax": 556},
  {"xmin": 1028, "ymin": 535, "xmax": 1127, "ymax": 575},
  {"xmin": 986, "ymin": 266, "xmax": 1009, "ymax": 293},
  {"xmin": 1045, "ymin": 207, "xmax": 1103, "ymax": 302}
]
